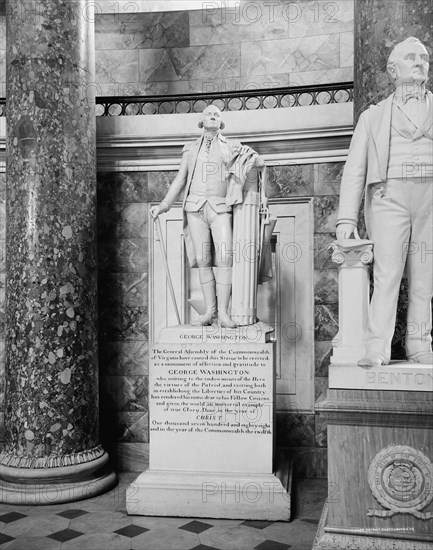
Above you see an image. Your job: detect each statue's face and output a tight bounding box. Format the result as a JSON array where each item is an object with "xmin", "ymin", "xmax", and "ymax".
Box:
[
  {"xmin": 391, "ymin": 42, "xmax": 429, "ymax": 85},
  {"xmin": 202, "ymin": 106, "xmax": 222, "ymax": 131}
]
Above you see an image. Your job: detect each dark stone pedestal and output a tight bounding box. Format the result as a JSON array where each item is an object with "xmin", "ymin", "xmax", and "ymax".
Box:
[{"xmin": 313, "ymin": 388, "xmax": 433, "ymax": 549}]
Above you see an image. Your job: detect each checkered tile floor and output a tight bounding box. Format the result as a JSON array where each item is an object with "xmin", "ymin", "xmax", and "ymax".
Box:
[{"xmin": 0, "ymin": 474, "xmax": 326, "ymax": 550}]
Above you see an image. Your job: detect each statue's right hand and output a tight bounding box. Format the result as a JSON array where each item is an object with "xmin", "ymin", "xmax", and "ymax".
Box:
[
  {"xmin": 150, "ymin": 205, "xmax": 161, "ymax": 219},
  {"xmin": 336, "ymin": 223, "xmax": 357, "ymax": 240},
  {"xmin": 150, "ymin": 202, "xmax": 169, "ymax": 219}
]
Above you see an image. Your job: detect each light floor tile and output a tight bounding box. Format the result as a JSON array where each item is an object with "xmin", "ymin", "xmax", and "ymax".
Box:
[
  {"xmin": 131, "ymin": 526, "xmax": 200, "ymax": 550},
  {"xmin": 3, "ymin": 515, "xmax": 69, "ymax": 537},
  {"xmin": 62, "ymin": 532, "xmax": 133, "ymax": 550},
  {"xmin": 199, "ymin": 525, "xmax": 266, "ymax": 550},
  {"xmin": 69, "ymin": 510, "xmax": 131, "ymax": 534},
  {"xmin": 3, "ymin": 536, "xmax": 62, "ymax": 550},
  {"xmin": 263, "ymin": 519, "xmax": 317, "ymax": 545}
]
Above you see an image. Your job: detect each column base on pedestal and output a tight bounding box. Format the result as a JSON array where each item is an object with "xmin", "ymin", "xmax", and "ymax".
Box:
[
  {"xmin": 126, "ymin": 467, "xmax": 291, "ymax": 521},
  {"xmin": 0, "ymin": 451, "xmax": 117, "ymax": 505}
]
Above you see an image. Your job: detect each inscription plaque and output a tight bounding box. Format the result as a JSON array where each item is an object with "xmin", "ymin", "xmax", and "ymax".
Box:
[{"xmin": 149, "ymin": 343, "xmax": 274, "ymax": 474}]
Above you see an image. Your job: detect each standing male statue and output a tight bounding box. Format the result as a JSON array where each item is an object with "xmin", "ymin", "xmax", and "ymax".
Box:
[
  {"xmin": 337, "ymin": 37, "xmax": 432, "ymax": 367},
  {"xmin": 151, "ymin": 105, "xmax": 264, "ymax": 328}
]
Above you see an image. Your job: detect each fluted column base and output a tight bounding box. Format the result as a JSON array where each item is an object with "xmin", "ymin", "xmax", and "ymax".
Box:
[{"xmin": 0, "ymin": 448, "xmax": 116, "ymax": 504}]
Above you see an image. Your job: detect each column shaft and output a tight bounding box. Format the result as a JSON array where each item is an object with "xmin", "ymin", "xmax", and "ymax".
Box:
[{"xmin": 0, "ymin": 0, "xmax": 115, "ymax": 503}]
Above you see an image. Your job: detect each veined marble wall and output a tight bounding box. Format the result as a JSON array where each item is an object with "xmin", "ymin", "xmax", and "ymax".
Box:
[
  {"xmin": 94, "ymin": 0, "xmax": 354, "ymax": 96},
  {"xmin": 0, "ymin": 1, "xmax": 353, "ymax": 99},
  {"xmin": 0, "ymin": 172, "xmax": 4, "ymax": 446},
  {"xmin": 97, "ymin": 163, "xmax": 344, "ymax": 475}
]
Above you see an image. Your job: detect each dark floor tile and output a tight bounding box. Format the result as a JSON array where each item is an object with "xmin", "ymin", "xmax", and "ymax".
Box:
[
  {"xmin": 56, "ymin": 509, "xmax": 89, "ymax": 519},
  {"xmin": 47, "ymin": 528, "xmax": 84, "ymax": 542},
  {"xmin": 0, "ymin": 533, "xmax": 15, "ymax": 545},
  {"xmin": 242, "ymin": 520, "xmax": 274, "ymax": 529},
  {"xmin": 191, "ymin": 545, "xmax": 221, "ymax": 550},
  {"xmin": 0, "ymin": 511, "xmax": 27, "ymax": 523},
  {"xmin": 179, "ymin": 520, "xmax": 213, "ymax": 534},
  {"xmin": 115, "ymin": 524, "xmax": 149, "ymax": 538},
  {"xmin": 255, "ymin": 540, "xmax": 291, "ymax": 550}
]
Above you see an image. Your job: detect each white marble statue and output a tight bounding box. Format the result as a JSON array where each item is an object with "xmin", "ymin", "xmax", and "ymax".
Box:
[
  {"xmin": 151, "ymin": 105, "xmax": 265, "ymax": 328},
  {"xmin": 336, "ymin": 37, "xmax": 432, "ymax": 366}
]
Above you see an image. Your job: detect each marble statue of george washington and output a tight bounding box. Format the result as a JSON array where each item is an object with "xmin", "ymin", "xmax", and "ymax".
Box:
[{"xmin": 151, "ymin": 105, "xmax": 266, "ymax": 328}]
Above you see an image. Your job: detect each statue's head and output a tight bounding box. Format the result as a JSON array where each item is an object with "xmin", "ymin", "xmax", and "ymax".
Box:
[
  {"xmin": 387, "ymin": 37, "xmax": 429, "ymax": 87},
  {"xmin": 198, "ymin": 105, "xmax": 225, "ymax": 131}
]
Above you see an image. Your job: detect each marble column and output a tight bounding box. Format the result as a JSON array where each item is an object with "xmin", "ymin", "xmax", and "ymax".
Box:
[{"xmin": 0, "ymin": 1, "xmax": 116, "ymax": 503}]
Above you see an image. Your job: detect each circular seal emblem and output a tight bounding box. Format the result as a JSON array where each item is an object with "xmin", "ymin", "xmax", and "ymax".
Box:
[{"xmin": 367, "ymin": 445, "xmax": 433, "ymax": 519}]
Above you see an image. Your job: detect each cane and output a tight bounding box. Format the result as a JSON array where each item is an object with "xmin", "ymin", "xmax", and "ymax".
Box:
[{"xmin": 153, "ymin": 216, "xmax": 181, "ymax": 325}]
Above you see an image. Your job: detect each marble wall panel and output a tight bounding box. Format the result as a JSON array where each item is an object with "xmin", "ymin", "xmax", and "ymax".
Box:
[
  {"xmin": 95, "ymin": 12, "xmax": 189, "ymax": 50},
  {"xmin": 0, "ymin": 50, "xmax": 4, "ymax": 94},
  {"xmin": 0, "ymin": 341, "xmax": 4, "ymax": 375},
  {"xmin": 99, "ymin": 341, "xmax": 149, "ymax": 377},
  {"xmin": 289, "ymin": 66, "xmax": 353, "ymax": 87},
  {"xmin": 314, "ymin": 341, "xmax": 332, "ymax": 378},
  {"xmin": 276, "ymin": 413, "xmax": 315, "ymax": 448},
  {"xmin": 117, "ymin": 411, "xmax": 149, "ymax": 442},
  {"xmin": 98, "ymin": 202, "xmax": 148, "ymax": 241},
  {"xmin": 138, "ymin": 44, "xmax": 242, "ymax": 84},
  {"xmin": 288, "ymin": 0, "xmax": 354, "ymax": 38},
  {"xmin": 189, "ymin": 6, "xmax": 290, "ymax": 46},
  {"xmin": 0, "ymin": 203, "xmax": 5, "ymax": 241},
  {"xmin": 99, "ymin": 272, "xmax": 148, "ymax": 309},
  {"xmin": 315, "ymin": 303, "xmax": 338, "ymax": 341},
  {"xmin": 289, "ymin": 447, "xmax": 327, "ymax": 478},
  {"xmin": 98, "ymin": 172, "xmax": 148, "ymax": 204},
  {"xmin": 241, "ymin": 34, "xmax": 340, "ymax": 78},
  {"xmin": 314, "ymin": 196, "xmax": 339, "ymax": 233},
  {"xmin": 99, "ymin": 304, "xmax": 148, "ymax": 342},
  {"xmin": 138, "ymin": 49, "xmax": 180, "ymax": 83},
  {"xmin": 0, "ymin": 411, "xmax": 3, "ymax": 443},
  {"xmin": 0, "ymin": 375, "xmax": 3, "ymax": 410},
  {"xmin": 100, "ymin": 375, "xmax": 148, "ymax": 412},
  {"xmin": 314, "ymin": 376, "xmax": 328, "ymax": 401},
  {"xmin": 314, "ymin": 162, "xmax": 344, "ymax": 196},
  {"xmin": 340, "ymin": 31, "xmax": 354, "ymax": 68},
  {"xmin": 313, "ymin": 234, "xmax": 337, "ymax": 270},
  {"xmin": 268, "ymin": 164, "xmax": 315, "ymax": 197},
  {"xmin": 95, "ymin": 50, "xmax": 139, "ymax": 84},
  {"xmin": 98, "ymin": 239, "xmax": 148, "ymax": 274},
  {"xmin": 314, "ymin": 270, "xmax": 338, "ymax": 305},
  {"xmin": 0, "ymin": 239, "xmax": 4, "ymax": 271},
  {"xmin": 147, "ymin": 172, "xmax": 177, "ymax": 202},
  {"xmin": 315, "ymin": 414, "xmax": 327, "ymax": 448}
]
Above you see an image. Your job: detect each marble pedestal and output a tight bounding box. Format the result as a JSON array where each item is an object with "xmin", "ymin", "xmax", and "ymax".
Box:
[
  {"xmin": 314, "ymin": 362, "xmax": 433, "ymax": 549},
  {"xmin": 126, "ymin": 323, "xmax": 291, "ymax": 520}
]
